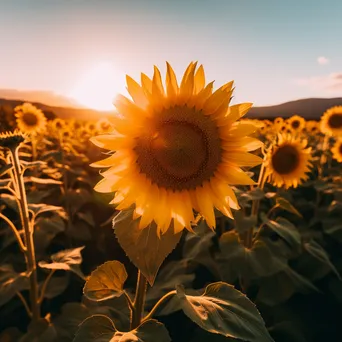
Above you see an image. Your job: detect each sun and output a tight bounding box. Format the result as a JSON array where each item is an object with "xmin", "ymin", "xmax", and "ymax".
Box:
[{"xmin": 69, "ymin": 62, "xmax": 124, "ymax": 111}]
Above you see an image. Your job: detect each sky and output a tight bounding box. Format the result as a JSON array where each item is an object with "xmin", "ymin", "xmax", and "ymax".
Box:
[{"xmin": 0, "ymin": 0, "xmax": 341, "ymax": 109}]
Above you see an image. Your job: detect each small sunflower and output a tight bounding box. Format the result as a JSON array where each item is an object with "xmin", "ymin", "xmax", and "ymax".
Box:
[
  {"xmin": 320, "ymin": 106, "xmax": 342, "ymax": 136},
  {"xmin": 287, "ymin": 115, "xmax": 305, "ymax": 132},
  {"xmin": 15, "ymin": 103, "xmax": 46, "ymax": 134},
  {"xmin": 52, "ymin": 118, "xmax": 66, "ymax": 130},
  {"xmin": 96, "ymin": 118, "xmax": 113, "ymax": 133},
  {"xmin": 306, "ymin": 120, "xmax": 319, "ymax": 134},
  {"xmin": 0, "ymin": 130, "xmax": 26, "ymax": 151},
  {"xmin": 91, "ymin": 62, "xmax": 263, "ymax": 234},
  {"xmin": 331, "ymin": 139, "xmax": 342, "ymax": 162},
  {"xmin": 274, "ymin": 117, "xmax": 284, "ymax": 131},
  {"xmin": 266, "ymin": 134, "xmax": 312, "ymax": 189}
]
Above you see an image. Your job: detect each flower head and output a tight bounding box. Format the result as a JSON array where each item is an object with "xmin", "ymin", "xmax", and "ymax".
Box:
[
  {"xmin": 15, "ymin": 103, "xmax": 46, "ymax": 134},
  {"xmin": 0, "ymin": 130, "xmax": 26, "ymax": 151},
  {"xmin": 266, "ymin": 134, "xmax": 312, "ymax": 189},
  {"xmin": 320, "ymin": 106, "xmax": 342, "ymax": 136},
  {"xmin": 91, "ymin": 62, "xmax": 263, "ymax": 234}
]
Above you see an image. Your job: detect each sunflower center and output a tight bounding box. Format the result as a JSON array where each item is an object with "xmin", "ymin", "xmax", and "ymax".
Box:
[
  {"xmin": 134, "ymin": 105, "xmax": 222, "ymax": 190},
  {"xmin": 271, "ymin": 144, "xmax": 300, "ymax": 175},
  {"xmin": 23, "ymin": 112, "xmax": 38, "ymax": 126},
  {"xmin": 291, "ymin": 120, "xmax": 300, "ymax": 129},
  {"xmin": 328, "ymin": 114, "xmax": 342, "ymax": 129}
]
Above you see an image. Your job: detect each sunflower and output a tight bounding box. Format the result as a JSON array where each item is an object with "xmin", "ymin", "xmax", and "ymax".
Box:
[
  {"xmin": 306, "ymin": 120, "xmax": 319, "ymax": 134},
  {"xmin": 274, "ymin": 117, "xmax": 284, "ymax": 131},
  {"xmin": 331, "ymin": 139, "xmax": 342, "ymax": 162},
  {"xmin": 0, "ymin": 130, "xmax": 26, "ymax": 151},
  {"xmin": 96, "ymin": 118, "xmax": 113, "ymax": 133},
  {"xmin": 15, "ymin": 103, "xmax": 46, "ymax": 134},
  {"xmin": 266, "ymin": 134, "xmax": 312, "ymax": 189},
  {"xmin": 91, "ymin": 62, "xmax": 263, "ymax": 234},
  {"xmin": 320, "ymin": 106, "xmax": 342, "ymax": 136},
  {"xmin": 287, "ymin": 115, "xmax": 305, "ymax": 132}
]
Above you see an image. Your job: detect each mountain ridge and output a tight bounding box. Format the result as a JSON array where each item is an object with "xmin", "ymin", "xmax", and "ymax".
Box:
[{"xmin": 0, "ymin": 95, "xmax": 341, "ymax": 121}]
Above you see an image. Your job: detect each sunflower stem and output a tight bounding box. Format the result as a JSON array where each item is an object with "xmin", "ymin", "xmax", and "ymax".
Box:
[
  {"xmin": 243, "ymin": 155, "xmax": 267, "ymax": 249},
  {"xmin": 142, "ymin": 290, "xmax": 176, "ymax": 323},
  {"xmin": 10, "ymin": 146, "xmax": 40, "ymax": 323},
  {"xmin": 319, "ymin": 135, "xmax": 329, "ymax": 177},
  {"xmin": 131, "ymin": 270, "xmax": 148, "ymax": 329}
]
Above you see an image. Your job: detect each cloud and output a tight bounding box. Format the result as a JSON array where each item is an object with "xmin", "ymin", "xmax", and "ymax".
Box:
[
  {"xmin": 295, "ymin": 72, "xmax": 342, "ymax": 93},
  {"xmin": 317, "ymin": 56, "xmax": 330, "ymax": 65}
]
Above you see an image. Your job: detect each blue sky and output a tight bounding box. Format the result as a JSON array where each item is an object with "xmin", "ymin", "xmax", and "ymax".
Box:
[{"xmin": 0, "ymin": 0, "xmax": 341, "ymax": 108}]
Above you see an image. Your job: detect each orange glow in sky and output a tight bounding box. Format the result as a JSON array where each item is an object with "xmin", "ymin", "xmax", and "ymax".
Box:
[{"xmin": 69, "ymin": 62, "xmax": 125, "ymax": 111}]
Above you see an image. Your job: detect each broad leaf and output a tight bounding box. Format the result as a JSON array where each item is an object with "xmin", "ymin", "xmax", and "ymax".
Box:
[
  {"xmin": 275, "ymin": 197, "xmax": 302, "ymax": 217},
  {"xmin": 38, "ymin": 246, "xmax": 85, "ymax": 279},
  {"xmin": 261, "ymin": 216, "xmax": 301, "ymax": 251},
  {"xmin": 24, "ymin": 176, "xmax": 62, "ymax": 185},
  {"xmin": 0, "ymin": 264, "xmax": 29, "ymax": 307},
  {"xmin": 176, "ymin": 282, "xmax": 274, "ymax": 342},
  {"xmin": 217, "ymin": 231, "xmax": 286, "ymax": 282},
  {"xmin": 20, "ymin": 318, "xmax": 57, "ymax": 342},
  {"xmin": 113, "ymin": 209, "xmax": 182, "ymax": 285},
  {"xmin": 84, "ymin": 261, "xmax": 128, "ymax": 301},
  {"xmin": 304, "ymin": 240, "xmax": 342, "ymax": 281},
  {"xmin": 74, "ymin": 316, "xmax": 171, "ymax": 342},
  {"xmin": 29, "ymin": 203, "xmax": 66, "ymax": 218}
]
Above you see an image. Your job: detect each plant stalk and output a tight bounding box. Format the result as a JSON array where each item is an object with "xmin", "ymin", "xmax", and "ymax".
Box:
[
  {"xmin": 11, "ymin": 146, "xmax": 40, "ymax": 322},
  {"xmin": 131, "ymin": 270, "xmax": 148, "ymax": 329}
]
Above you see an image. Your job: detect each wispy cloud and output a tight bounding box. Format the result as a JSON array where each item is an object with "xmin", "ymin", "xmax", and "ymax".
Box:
[
  {"xmin": 317, "ymin": 56, "xmax": 330, "ymax": 65},
  {"xmin": 295, "ymin": 72, "xmax": 342, "ymax": 93}
]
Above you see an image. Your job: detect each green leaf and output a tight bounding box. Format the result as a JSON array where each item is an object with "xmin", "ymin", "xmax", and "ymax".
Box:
[
  {"xmin": 0, "ymin": 264, "xmax": 29, "ymax": 307},
  {"xmin": 20, "ymin": 318, "xmax": 57, "ymax": 342},
  {"xmin": 83, "ymin": 261, "xmax": 128, "ymax": 301},
  {"xmin": 41, "ymin": 275, "xmax": 69, "ymax": 299},
  {"xmin": 112, "ymin": 320, "xmax": 171, "ymax": 342},
  {"xmin": 261, "ymin": 216, "xmax": 301, "ymax": 251},
  {"xmin": 275, "ymin": 197, "xmax": 302, "ymax": 217},
  {"xmin": 0, "ymin": 163, "xmax": 12, "ymax": 177},
  {"xmin": 0, "ymin": 193, "xmax": 19, "ymax": 212},
  {"xmin": 24, "ymin": 176, "xmax": 62, "ymax": 185},
  {"xmin": 176, "ymin": 282, "xmax": 274, "ymax": 342},
  {"xmin": 304, "ymin": 240, "xmax": 342, "ymax": 281},
  {"xmin": 234, "ymin": 210, "xmax": 257, "ymax": 234},
  {"xmin": 74, "ymin": 316, "xmax": 171, "ymax": 342},
  {"xmin": 53, "ymin": 303, "xmax": 90, "ymax": 341},
  {"xmin": 29, "ymin": 203, "xmax": 66, "ymax": 218},
  {"xmin": 38, "ymin": 246, "xmax": 85, "ymax": 279},
  {"xmin": 217, "ymin": 231, "xmax": 286, "ymax": 282},
  {"xmin": 113, "ymin": 208, "xmax": 182, "ymax": 286}
]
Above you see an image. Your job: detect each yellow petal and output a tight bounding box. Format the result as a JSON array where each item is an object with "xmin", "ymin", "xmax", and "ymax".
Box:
[
  {"xmin": 216, "ymin": 165, "xmax": 256, "ymax": 185},
  {"xmin": 126, "ymin": 75, "xmax": 148, "ymax": 108},
  {"xmin": 152, "ymin": 65, "xmax": 165, "ymax": 98},
  {"xmin": 222, "ymin": 152, "xmax": 263, "ymax": 167},
  {"xmin": 90, "ymin": 135, "xmax": 134, "ymax": 150},
  {"xmin": 165, "ymin": 62, "xmax": 179, "ymax": 98},
  {"xmin": 141, "ymin": 73, "xmax": 152, "ymax": 96},
  {"xmin": 194, "ymin": 65, "xmax": 205, "ymax": 94},
  {"xmin": 180, "ymin": 62, "xmax": 197, "ymax": 98},
  {"xmin": 195, "ymin": 183, "xmax": 216, "ymax": 229}
]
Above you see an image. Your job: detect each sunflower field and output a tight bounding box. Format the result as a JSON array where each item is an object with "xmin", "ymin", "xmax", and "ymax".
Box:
[{"xmin": 1, "ymin": 63, "xmax": 342, "ymax": 342}]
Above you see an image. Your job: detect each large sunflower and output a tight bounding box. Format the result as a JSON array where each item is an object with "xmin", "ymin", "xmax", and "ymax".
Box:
[
  {"xmin": 91, "ymin": 62, "xmax": 263, "ymax": 234},
  {"xmin": 331, "ymin": 139, "xmax": 342, "ymax": 162},
  {"xmin": 266, "ymin": 134, "xmax": 312, "ymax": 189},
  {"xmin": 15, "ymin": 103, "xmax": 46, "ymax": 134},
  {"xmin": 287, "ymin": 115, "xmax": 305, "ymax": 132},
  {"xmin": 320, "ymin": 106, "xmax": 342, "ymax": 136}
]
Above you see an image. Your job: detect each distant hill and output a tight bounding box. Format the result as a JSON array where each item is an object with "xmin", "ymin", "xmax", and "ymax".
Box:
[
  {"xmin": 0, "ymin": 89, "xmax": 84, "ymax": 109},
  {"xmin": 0, "ymin": 95, "xmax": 341, "ymax": 122},
  {"xmin": 0, "ymin": 98, "xmax": 112, "ymax": 121},
  {"xmin": 248, "ymin": 97, "xmax": 342, "ymax": 120}
]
